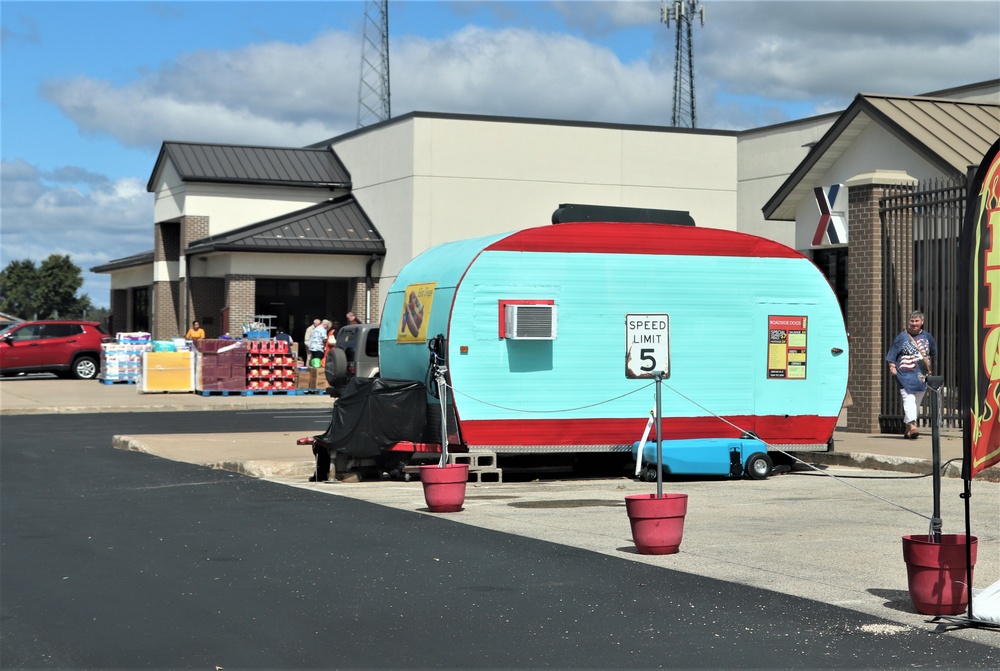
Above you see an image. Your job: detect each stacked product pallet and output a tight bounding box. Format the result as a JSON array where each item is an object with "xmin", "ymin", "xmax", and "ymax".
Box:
[
  {"xmin": 246, "ymin": 339, "xmax": 297, "ymax": 392},
  {"xmin": 194, "ymin": 339, "xmax": 249, "ymax": 393},
  {"xmin": 99, "ymin": 332, "xmax": 152, "ymax": 383},
  {"xmin": 139, "ymin": 348, "xmax": 195, "ymax": 393}
]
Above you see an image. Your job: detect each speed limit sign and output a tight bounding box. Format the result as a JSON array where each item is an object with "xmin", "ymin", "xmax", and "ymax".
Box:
[{"xmin": 625, "ymin": 314, "xmax": 670, "ymax": 379}]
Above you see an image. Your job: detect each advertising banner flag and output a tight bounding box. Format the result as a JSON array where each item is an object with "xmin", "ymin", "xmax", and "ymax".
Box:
[{"xmin": 959, "ymin": 139, "xmax": 1000, "ymax": 479}]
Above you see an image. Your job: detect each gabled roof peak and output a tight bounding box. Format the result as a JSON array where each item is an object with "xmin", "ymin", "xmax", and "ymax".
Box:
[
  {"xmin": 147, "ymin": 141, "xmax": 352, "ymax": 192},
  {"xmin": 763, "ymin": 93, "xmax": 999, "ymax": 221}
]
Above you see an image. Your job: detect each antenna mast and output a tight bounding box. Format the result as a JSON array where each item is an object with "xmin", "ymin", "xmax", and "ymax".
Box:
[
  {"xmin": 661, "ymin": 1, "xmax": 705, "ymax": 128},
  {"xmin": 357, "ymin": 0, "xmax": 391, "ymax": 128}
]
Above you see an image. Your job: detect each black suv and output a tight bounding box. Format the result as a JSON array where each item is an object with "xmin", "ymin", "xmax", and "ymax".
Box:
[{"xmin": 0, "ymin": 320, "xmax": 112, "ymax": 380}]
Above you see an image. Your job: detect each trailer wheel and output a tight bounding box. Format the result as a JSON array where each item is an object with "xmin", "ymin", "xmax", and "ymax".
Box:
[{"xmin": 745, "ymin": 452, "xmax": 773, "ymax": 480}]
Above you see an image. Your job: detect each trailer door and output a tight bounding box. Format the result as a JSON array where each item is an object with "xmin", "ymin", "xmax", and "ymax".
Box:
[{"xmin": 753, "ymin": 302, "xmax": 819, "ymax": 441}]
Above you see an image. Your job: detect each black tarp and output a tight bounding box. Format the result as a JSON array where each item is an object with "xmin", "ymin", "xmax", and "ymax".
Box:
[{"xmin": 315, "ymin": 377, "xmax": 428, "ymax": 459}]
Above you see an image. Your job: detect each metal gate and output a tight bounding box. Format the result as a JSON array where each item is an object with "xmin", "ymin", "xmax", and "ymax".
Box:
[{"xmin": 879, "ymin": 177, "xmax": 967, "ymax": 432}]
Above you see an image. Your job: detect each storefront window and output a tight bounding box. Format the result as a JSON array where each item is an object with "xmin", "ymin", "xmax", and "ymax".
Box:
[{"xmin": 133, "ymin": 287, "xmax": 150, "ymax": 332}]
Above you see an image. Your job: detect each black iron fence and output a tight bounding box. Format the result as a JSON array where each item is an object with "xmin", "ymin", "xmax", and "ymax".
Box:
[{"xmin": 879, "ymin": 177, "xmax": 967, "ymax": 432}]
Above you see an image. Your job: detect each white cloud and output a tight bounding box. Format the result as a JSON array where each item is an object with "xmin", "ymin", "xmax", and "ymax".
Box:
[
  {"xmin": 40, "ymin": 22, "xmax": 679, "ymax": 147},
  {"xmin": 40, "ymin": 31, "xmax": 361, "ymax": 149},
  {"xmin": 551, "ymin": 1, "xmax": 662, "ymax": 35},
  {"xmin": 700, "ymin": 1, "xmax": 999, "ymax": 103},
  {"xmin": 10, "ymin": 0, "xmax": 998, "ymax": 309},
  {"xmin": 391, "ymin": 25, "xmax": 672, "ymax": 123},
  {"xmin": 37, "ymin": 2, "xmax": 998, "ymax": 151},
  {"xmin": 1, "ymin": 160, "xmax": 152, "ymax": 306}
]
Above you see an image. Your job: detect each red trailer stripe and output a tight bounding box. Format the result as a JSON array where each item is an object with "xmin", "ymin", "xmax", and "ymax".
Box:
[
  {"xmin": 485, "ymin": 222, "xmax": 803, "ymax": 258},
  {"xmin": 459, "ymin": 415, "xmax": 835, "ymax": 446}
]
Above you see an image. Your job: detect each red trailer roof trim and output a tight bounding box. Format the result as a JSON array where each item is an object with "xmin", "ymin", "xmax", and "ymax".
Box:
[{"xmin": 484, "ymin": 222, "xmax": 803, "ymax": 259}]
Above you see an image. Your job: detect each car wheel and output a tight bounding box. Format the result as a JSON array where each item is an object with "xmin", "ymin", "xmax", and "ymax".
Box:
[
  {"xmin": 744, "ymin": 452, "xmax": 773, "ymax": 480},
  {"xmin": 72, "ymin": 356, "xmax": 99, "ymax": 380},
  {"xmin": 325, "ymin": 348, "xmax": 348, "ymax": 387}
]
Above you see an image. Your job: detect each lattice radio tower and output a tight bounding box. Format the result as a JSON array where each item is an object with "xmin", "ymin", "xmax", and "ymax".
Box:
[
  {"xmin": 356, "ymin": 0, "xmax": 391, "ymax": 128},
  {"xmin": 661, "ymin": 1, "xmax": 705, "ymax": 128}
]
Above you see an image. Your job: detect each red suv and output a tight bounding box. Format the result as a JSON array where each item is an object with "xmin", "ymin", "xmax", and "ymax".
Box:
[{"xmin": 0, "ymin": 320, "xmax": 112, "ymax": 380}]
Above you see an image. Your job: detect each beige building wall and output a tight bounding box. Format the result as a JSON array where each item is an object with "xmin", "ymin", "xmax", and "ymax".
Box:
[
  {"xmin": 334, "ymin": 115, "xmax": 740, "ymax": 314},
  {"xmin": 191, "ymin": 252, "xmax": 370, "ymax": 280},
  {"xmin": 736, "ymin": 115, "xmax": 837, "ymax": 247},
  {"xmin": 110, "ymin": 264, "xmax": 153, "ymax": 290}
]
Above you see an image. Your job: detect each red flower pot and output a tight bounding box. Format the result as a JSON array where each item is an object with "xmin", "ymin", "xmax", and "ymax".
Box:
[
  {"xmin": 625, "ymin": 493, "xmax": 688, "ymax": 555},
  {"xmin": 420, "ymin": 463, "xmax": 469, "ymax": 513},
  {"xmin": 902, "ymin": 534, "xmax": 978, "ymax": 616}
]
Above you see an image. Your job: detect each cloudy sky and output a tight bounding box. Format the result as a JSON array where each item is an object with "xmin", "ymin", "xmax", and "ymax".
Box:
[{"xmin": 2, "ymin": 0, "xmax": 998, "ymax": 308}]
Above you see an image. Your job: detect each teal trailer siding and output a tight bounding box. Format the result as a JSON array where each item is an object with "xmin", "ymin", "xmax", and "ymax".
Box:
[
  {"xmin": 380, "ymin": 232, "xmax": 506, "ymax": 384},
  {"xmin": 379, "ymin": 223, "xmax": 849, "ymax": 452},
  {"xmin": 450, "ymin": 252, "xmax": 844, "ymax": 419}
]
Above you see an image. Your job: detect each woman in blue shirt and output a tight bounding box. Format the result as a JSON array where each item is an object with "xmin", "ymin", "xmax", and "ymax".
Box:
[{"xmin": 886, "ymin": 311, "xmax": 938, "ymax": 439}]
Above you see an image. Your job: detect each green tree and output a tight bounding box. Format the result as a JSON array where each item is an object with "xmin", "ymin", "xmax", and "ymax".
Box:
[
  {"xmin": 37, "ymin": 254, "xmax": 92, "ymax": 319},
  {"xmin": 0, "ymin": 259, "xmax": 38, "ymax": 319},
  {"xmin": 0, "ymin": 255, "xmax": 93, "ymax": 319}
]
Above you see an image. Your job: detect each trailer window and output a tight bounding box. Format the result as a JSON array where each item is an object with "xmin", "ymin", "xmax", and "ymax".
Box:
[{"xmin": 365, "ymin": 328, "xmax": 379, "ymax": 357}]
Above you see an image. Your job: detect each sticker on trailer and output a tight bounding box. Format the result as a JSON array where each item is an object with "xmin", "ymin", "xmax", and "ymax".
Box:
[
  {"xmin": 767, "ymin": 315, "xmax": 807, "ymax": 379},
  {"xmin": 397, "ymin": 282, "xmax": 436, "ymax": 344},
  {"xmin": 626, "ymin": 314, "xmax": 670, "ymax": 379}
]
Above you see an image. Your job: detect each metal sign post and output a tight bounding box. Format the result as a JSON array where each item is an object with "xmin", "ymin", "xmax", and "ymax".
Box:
[
  {"xmin": 626, "ymin": 314, "xmax": 670, "ymax": 499},
  {"xmin": 927, "ymin": 374, "xmax": 944, "ymax": 541},
  {"xmin": 654, "ymin": 371, "xmax": 663, "ymax": 498}
]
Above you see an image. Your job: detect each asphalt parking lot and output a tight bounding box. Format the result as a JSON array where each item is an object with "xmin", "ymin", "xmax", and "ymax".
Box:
[{"xmin": 4, "ymin": 376, "xmax": 999, "ymax": 647}]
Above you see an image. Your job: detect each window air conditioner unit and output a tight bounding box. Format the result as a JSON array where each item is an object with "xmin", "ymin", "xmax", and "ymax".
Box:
[{"xmin": 504, "ymin": 304, "xmax": 557, "ymax": 340}]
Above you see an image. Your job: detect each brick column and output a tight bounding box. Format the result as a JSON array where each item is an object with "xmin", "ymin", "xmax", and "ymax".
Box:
[
  {"xmin": 153, "ymin": 221, "xmax": 181, "ymax": 338},
  {"xmin": 181, "ymin": 216, "xmax": 209, "ymax": 249},
  {"xmin": 152, "ymin": 281, "xmax": 180, "ymax": 340},
  {"xmin": 365, "ymin": 280, "xmax": 381, "ymax": 323},
  {"xmin": 348, "ymin": 277, "xmax": 382, "ymax": 323},
  {"xmin": 154, "ymin": 221, "xmax": 180, "ymax": 263},
  {"xmin": 180, "ymin": 215, "xmax": 210, "ymax": 327},
  {"xmin": 189, "ymin": 278, "xmax": 226, "ymax": 338},
  {"xmin": 844, "ymin": 170, "xmax": 917, "ymax": 433},
  {"xmin": 225, "ymin": 275, "xmax": 255, "ymax": 336}
]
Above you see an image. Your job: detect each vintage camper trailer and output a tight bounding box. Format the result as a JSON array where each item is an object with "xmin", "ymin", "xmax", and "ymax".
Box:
[{"xmin": 378, "ymin": 220, "xmax": 849, "ymax": 461}]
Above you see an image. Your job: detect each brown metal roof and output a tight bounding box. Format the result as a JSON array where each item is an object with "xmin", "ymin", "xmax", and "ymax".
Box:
[
  {"xmin": 90, "ymin": 250, "xmax": 154, "ymax": 274},
  {"xmin": 184, "ymin": 195, "xmax": 385, "ymax": 256},
  {"xmin": 763, "ymin": 94, "xmax": 1000, "ymax": 221},
  {"xmin": 147, "ymin": 141, "xmax": 352, "ymax": 192}
]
